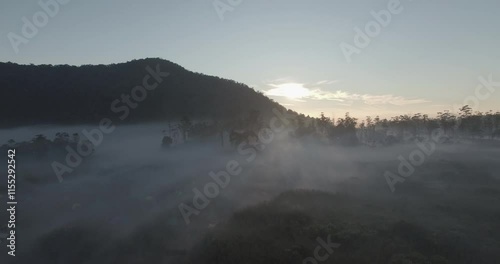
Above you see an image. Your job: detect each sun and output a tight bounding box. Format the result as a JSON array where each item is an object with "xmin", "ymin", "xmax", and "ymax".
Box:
[{"xmin": 266, "ymin": 83, "xmax": 311, "ymax": 100}]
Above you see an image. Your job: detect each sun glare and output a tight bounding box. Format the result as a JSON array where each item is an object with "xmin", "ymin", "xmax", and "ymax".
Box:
[{"xmin": 266, "ymin": 83, "xmax": 311, "ymax": 100}]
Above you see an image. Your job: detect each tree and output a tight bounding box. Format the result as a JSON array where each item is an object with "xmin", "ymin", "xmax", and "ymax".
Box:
[
  {"xmin": 317, "ymin": 112, "xmax": 332, "ymax": 135},
  {"xmin": 54, "ymin": 132, "xmax": 70, "ymax": 146},
  {"xmin": 180, "ymin": 115, "xmax": 192, "ymax": 141},
  {"xmin": 31, "ymin": 134, "xmax": 50, "ymax": 156},
  {"xmin": 437, "ymin": 110, "xmax": 456, "ymax": 137},
  {"xmin": 334, "ymin": 112, "xmax": 358, "ymax": 145}
]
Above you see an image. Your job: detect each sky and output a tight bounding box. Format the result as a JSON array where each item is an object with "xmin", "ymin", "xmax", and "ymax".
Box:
[{"xmin": 1, "ymin": 0, "xmax": 499, "ymax": 119}]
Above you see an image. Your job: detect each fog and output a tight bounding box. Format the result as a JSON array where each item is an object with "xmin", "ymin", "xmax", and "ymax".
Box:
[{"xmin": 1, "ymin": 124, "xmax": 500, "ymax": 263}]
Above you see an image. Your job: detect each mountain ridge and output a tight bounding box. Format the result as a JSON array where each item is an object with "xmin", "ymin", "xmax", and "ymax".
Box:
[{"xmin": 0, "ymin": 58, "xmax": 289, "ymax": 127}]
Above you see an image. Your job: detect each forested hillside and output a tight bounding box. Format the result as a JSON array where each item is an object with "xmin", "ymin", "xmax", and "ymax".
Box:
[{"xmin": 0, "ymin": 58, "xmax": 286, "ymax": 127}]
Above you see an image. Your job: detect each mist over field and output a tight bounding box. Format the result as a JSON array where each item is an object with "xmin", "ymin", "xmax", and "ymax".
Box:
[{"xmin": 1, "ymin": 120, "xmax": 500, "ymax": 263}]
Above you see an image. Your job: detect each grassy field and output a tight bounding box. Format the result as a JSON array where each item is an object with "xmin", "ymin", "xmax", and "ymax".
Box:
[{"xmin": 8, "ymin": 139, "xmax": 500, "ymax": 264}]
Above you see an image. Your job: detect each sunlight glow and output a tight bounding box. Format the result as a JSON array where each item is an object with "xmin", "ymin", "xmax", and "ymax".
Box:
[{"xmin": 266, "ymin": 83, "xmax": 311, "ymax": 100}]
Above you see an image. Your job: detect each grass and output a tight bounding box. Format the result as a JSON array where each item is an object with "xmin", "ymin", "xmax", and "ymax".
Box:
[{"xmin": 188, "ymin": 190, "xmax": 493, "ymax": 264}]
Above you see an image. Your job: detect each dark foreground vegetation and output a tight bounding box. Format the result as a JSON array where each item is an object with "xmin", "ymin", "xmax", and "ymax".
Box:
[
  {"xmin": 15, "ymin": 185, "xmax": 500, "ymax": 264},
  {"xmin": 190, "ymin": 190, "xmax": 492, "ymax": 264},
  {"xmin": 6, "ymin": 134, "xmax": 500, "ymax": 264}
]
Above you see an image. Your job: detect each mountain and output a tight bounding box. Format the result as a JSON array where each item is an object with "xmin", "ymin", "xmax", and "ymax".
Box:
[{"xmin": 0, "ymin": 58, "xmax": 287, "ymax": 127}]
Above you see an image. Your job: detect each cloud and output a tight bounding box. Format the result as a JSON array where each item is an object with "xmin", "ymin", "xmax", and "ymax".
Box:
[
  {"xmin": 358, "ymin": 94, "xmax": 430, "ymax": 106},
  {"xmin": 315, "ymin": 80, "xmax": 339, "ymax": 85},
  {"xmin": 264, "ymin": 82, "xmax": 430, "ymax": 106}
]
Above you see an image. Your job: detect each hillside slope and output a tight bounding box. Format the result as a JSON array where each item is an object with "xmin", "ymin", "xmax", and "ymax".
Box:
[{"xmin": 0, "ymin": 58, "xmax": 286, "ymax": 127}]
